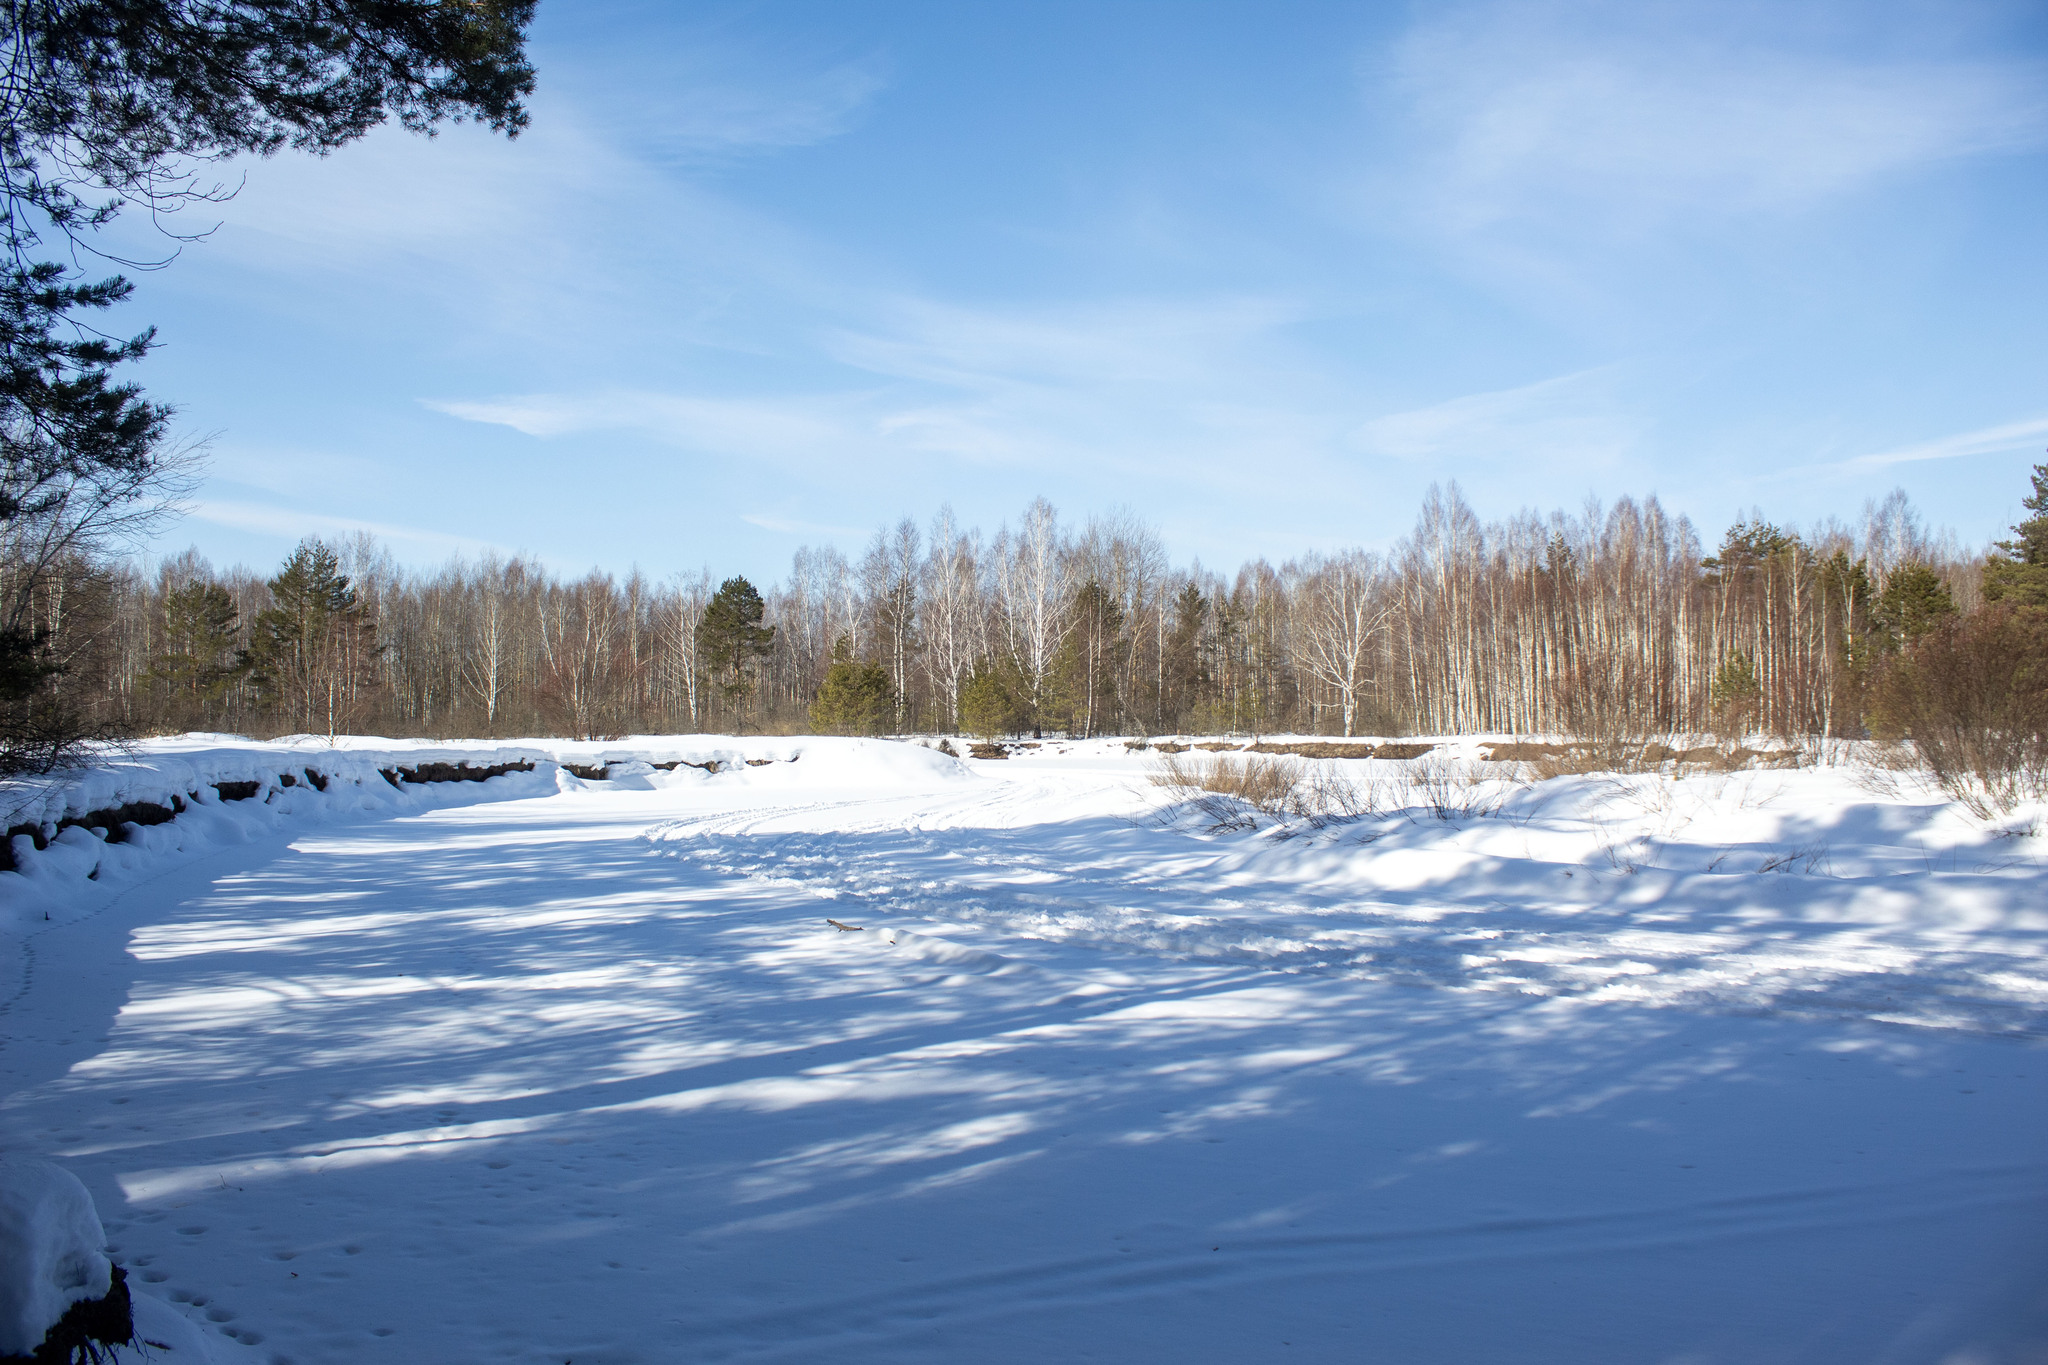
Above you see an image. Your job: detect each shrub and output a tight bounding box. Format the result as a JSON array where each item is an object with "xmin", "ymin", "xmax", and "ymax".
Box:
[
  {"xmin": 1871, "ymin": 606, "xmax": 2048, "ymax": 816},
  {"xmin": 1406, "ymin": 755, "xmax": 1511, "ymax": 819}
]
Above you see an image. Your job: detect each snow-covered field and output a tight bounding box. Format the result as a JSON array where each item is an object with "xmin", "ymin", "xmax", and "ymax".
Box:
[{"xmin": 1, "ymin": 734, "xmax": 2044, "ymax": 1363}]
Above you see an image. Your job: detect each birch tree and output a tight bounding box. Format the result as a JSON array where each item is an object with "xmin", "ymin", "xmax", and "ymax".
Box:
[
  {"xmin": 1293, "ymin": 550, "xmax": 1387, "ymax": 737},
  {"xmin": 919, "ymin": 506, "xmax": 980, "ymax": 731},
  {"xmin": 995, "ymin": 497, "xmax": 1070, "ymax": 733}
]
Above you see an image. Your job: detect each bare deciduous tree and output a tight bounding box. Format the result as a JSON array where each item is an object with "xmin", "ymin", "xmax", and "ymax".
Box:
[{"xmin": 1292, "ymin": 550, "xmax": 1388, "ymax": 737}]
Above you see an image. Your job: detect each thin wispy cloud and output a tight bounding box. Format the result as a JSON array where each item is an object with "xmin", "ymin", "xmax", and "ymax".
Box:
[
  {"xmin": 814, "ymin": 293, "xmax": 1352, "ymax": 484},
  {"xmin": 1350, "ymin": 368, "xmax": 1639, "ymax": 472},
  {"xmin": 166, "ymin": 47, "xmax": 875, "ymax": 352},
  {"xmin": 740, "ymin": 513, "xmax": 866, "ymax": 538},
  {"xmin": 423, "ymin": 391, "xmax": 866, "ymax": 460},
  {"xmin": 427, "ymin": 291, "xmax": 1340, "ymax": 486},
  {"xmin": 618, "ymin": 56, "xmax": 889, "ymax": 163},
  {"xmin": 826, "ymin": 296, "xmax": 1306, "ymax": 393},
  {"xmin": 205, "ymin": 445, "xmax": 392, "ymax": 498},
  {"xmin": 1841, "ymin": 416, "xmax": 2048, "ymax": 471},
  {"xmin": 193, "ymin": 500, "xmax": 503, "ymax": 558},
  {"xmin": 1390, "ymin": 1, "xmax": 2048, "ymax": 232}
]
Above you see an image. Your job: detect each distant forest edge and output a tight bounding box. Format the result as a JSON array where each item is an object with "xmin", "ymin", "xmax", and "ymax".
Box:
[{"xmin": 7, "ymin": 472, "xmax": 2048, "ymax": 764}]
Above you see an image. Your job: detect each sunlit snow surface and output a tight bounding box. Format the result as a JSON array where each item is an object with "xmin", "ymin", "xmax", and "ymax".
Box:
[{"xmin": 2, "ymin": 736, "xmax": 2045, "ymax": 1363}]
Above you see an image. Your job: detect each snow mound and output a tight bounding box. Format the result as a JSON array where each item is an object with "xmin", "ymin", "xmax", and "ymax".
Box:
[
  {"xmin": 741, "ymin": 737, "xmax": 971, "ymax": 788},
  {"xmin": 0, "ymin": 1156, "xmax": 111, "ymax": 1356}
]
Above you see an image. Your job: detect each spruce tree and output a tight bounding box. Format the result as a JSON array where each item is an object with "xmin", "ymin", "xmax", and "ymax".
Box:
[
  {"xmin": 1818, "ymin": 548, "xmax": 1877, "ymax": 733},
  {"xmin": 1160, "ymin": 583, "xmax": 1208, "ymax": 730},
  {"xmin": 1873, "ymin": 562, "xmax": 1956, "ymax": 647},
  {"xmin": 1709, "ymin": 650, "xmax": 1762, "ymax": 735},
  {"xmin": 1056, "ymin": 579, "xmax": 1124, "ymax": 738}
]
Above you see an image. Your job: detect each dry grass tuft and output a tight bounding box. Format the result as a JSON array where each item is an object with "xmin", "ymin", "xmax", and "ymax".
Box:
[
  {"xmin": 1406, "ymin": 755, "xmax": 1510, "ymax": 820},
  {"xmin": 1148, "ymin": 751, "xmax": 1388, "ymax": 830}
]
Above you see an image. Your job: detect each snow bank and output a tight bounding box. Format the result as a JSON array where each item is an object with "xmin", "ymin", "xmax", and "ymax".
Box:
[
  {"xmin": 0, "ymin": 740, "xmax": 557, "ymax": 913},
  {"xmin": 540, "ymin": 734, "xmax": 970, "ymax": 788},
  {"xmin": 2, "ymin": 737, "xmax": 555, "ymax": 835},
  {"xmin": 0, "ymin": 1156, "xmax": 112, "ymax": 1356},
  {"xmin": 717, "ymin": 736, "xmax": 970, "ymax": 789},
  {"xmin": 0, "ymin": 734, "xmax": 972, "ymax": 914}
]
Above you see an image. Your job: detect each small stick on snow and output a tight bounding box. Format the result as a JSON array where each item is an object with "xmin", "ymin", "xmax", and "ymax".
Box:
[{"xmin": 825, "ymin": 918, "xmax": 863, "ymax": 931}]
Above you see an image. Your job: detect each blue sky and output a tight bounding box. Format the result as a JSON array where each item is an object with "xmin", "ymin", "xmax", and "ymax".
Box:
[{"xmin": 112, "ymin": 0, "xmax": 2048, "ymax": 582}]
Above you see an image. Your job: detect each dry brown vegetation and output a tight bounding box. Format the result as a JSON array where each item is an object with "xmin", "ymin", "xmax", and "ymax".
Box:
[
  {"xmin": 1148, "ymin": 752, "xmax": 1378, "ymax": 831},
  {"xmin": 1403, "ymin": 755, "xmax": 1510, "ymax": 820},
  {"xmin": 1482, "ymin": 739, "xmax": 1804, "ymax": 780},
  {"xmin": 1147, "ymin": 749, "xmax": 1509, "ymax": 830},
  {"xmin": 1871, "ymin": 607, "xmax": 2048, "ymax": 816},
  {"xmin": 1248, "ymin": 740, "xmax": 1375, "ymax": 758},
  {"xmin": 1244, "ymin": 740, "xmax": 1437, "ymax": 760}
]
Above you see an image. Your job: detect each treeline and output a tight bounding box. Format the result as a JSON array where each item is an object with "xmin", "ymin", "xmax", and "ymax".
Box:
[{"xmin": 17, "ymin": 478, "xmax": 2021, "ymax": 746}]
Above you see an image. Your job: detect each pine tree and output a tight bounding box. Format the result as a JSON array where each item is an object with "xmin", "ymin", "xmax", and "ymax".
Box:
[
  {"xmin": 247, "ymin": 540, "xmax": 376, "ymax": 736},
  {"xmin": 1056, "ymin": 579, "xmax": 1124, "ymax": 738},
  {"xmin": 959, "ymin": 662, "xmax": 1024, "ymax": 741},
  {"xmin": 3, "ymin": 4, "xmax": 536, "ymax": 759},
  {"xmin": 1983, "ymin": 460, "xmax": 2048, "ymax": 610},
  {"xmin": 1159, "ymin": 583, "xmax": 1208, "ymax": 730},
  {"xmin": 146, "ymin": 581, "xmax": 246, "ymax": 726},
  {"xmin": 1702, "ymin": 518, "xmax": 1806, "ymax": 593},
  {"xmin": 697, "ymin": 576, "xmax": 774, "ymax": 710}
]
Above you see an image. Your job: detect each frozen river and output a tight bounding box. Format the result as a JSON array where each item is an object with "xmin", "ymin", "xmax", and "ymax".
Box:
[{"xmin": 2, "ymin": 736, "xmax": 2043, "ymax": 1362}]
